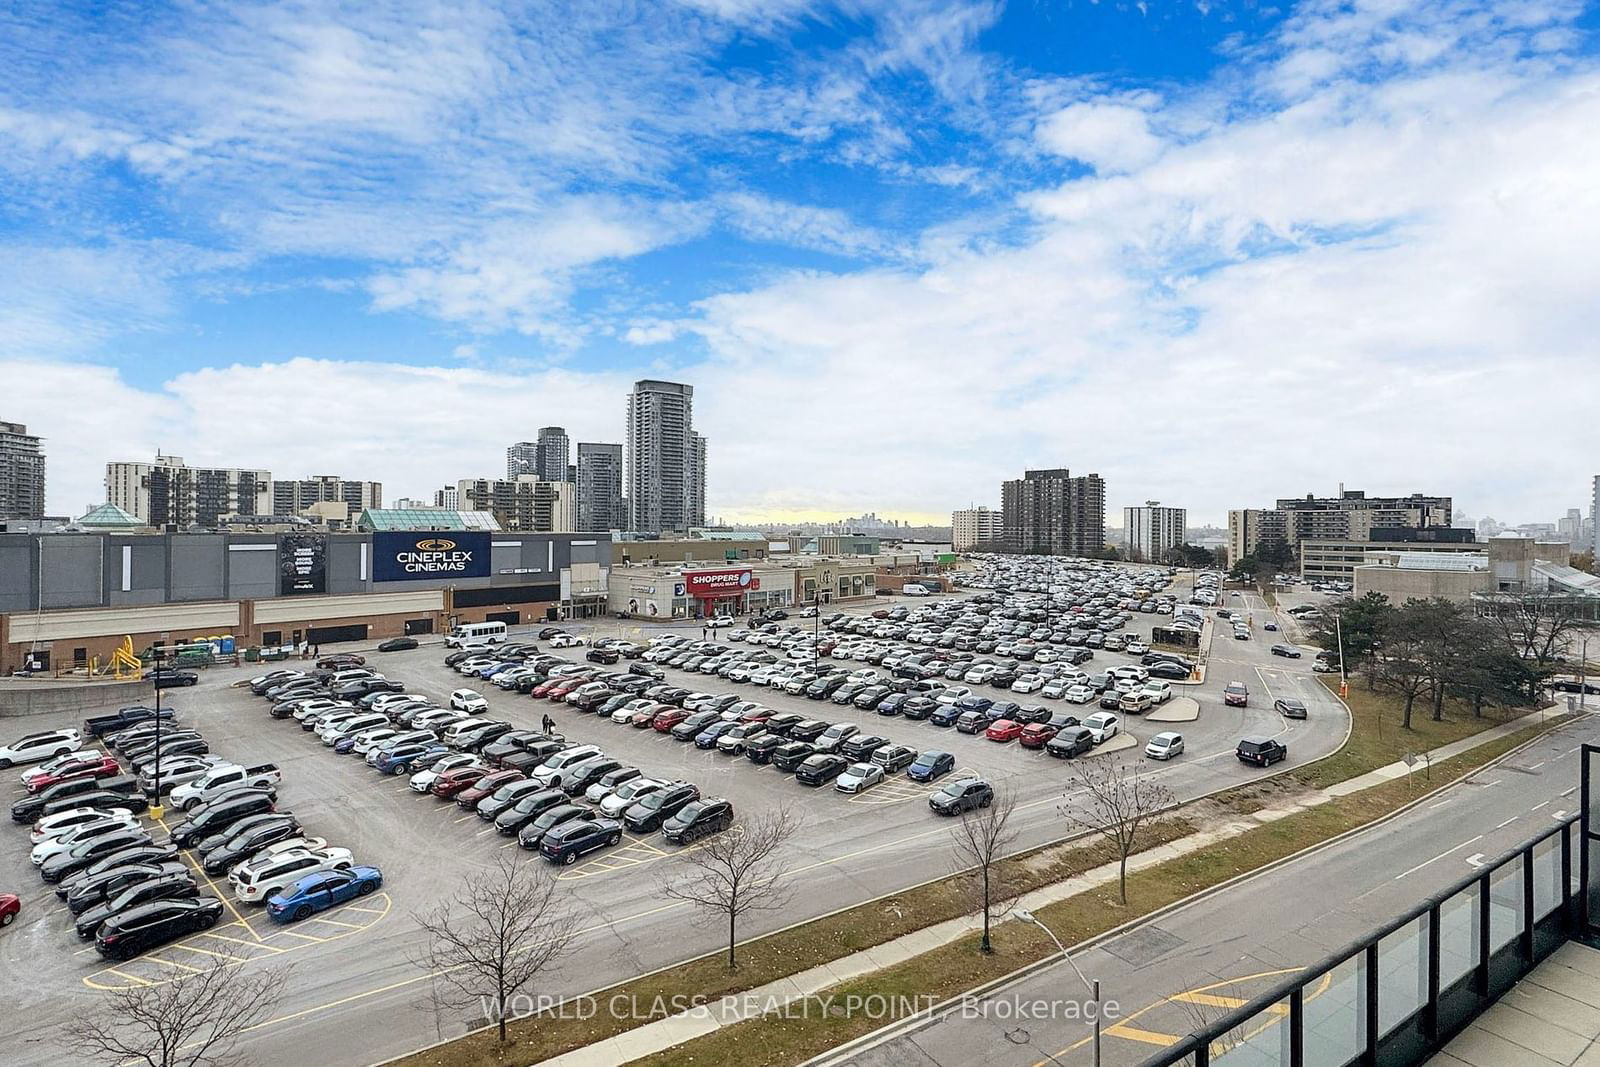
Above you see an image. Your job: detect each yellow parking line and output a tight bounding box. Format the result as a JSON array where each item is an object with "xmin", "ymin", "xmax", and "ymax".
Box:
[
  {"xmin": 272, "ymin": 929, "xmax": 327, "ymax": 943},
  {"xmin": 168, "ymin": 941, "xmax": 248, "ymax": 961},
  {"xmin": 107, "ymin": 968, "xmax": 154, "ymax": 986},
  {"xmin": 197, "ymin": 931, "xmax": 286, "ymax": 953},
  {"xmin": 141, "ymin": 955, "xmax": 205, "ymax": 973},
  {"xmin": 342, "ymin": 904, "xmax": 385, "ymax": 916},
  {"xmin": 306, "ymin": 916, "xmax": 364, "ymax": 931}
]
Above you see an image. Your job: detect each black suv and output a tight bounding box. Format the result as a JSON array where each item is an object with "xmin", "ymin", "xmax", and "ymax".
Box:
[
  {"xmin": 662, "ymin": 797, "xmax": 734, "ymax": 843},
  {"xmin": 95, "ymin": 897, "xmax": 224, "ymax": 960},
  {"xmin": 623, "ymin": 782, "xmax": 700, "ymax": 832},
  {"xmin": 1237, "ymin": 736, "xmax": 1288, "ymax": 767},
  {"xmin": 794, "ymin": 754, "xmax": 848, "ymax": 786}
]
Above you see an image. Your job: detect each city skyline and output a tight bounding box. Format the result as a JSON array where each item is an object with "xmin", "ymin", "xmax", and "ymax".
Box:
[{"xmin": 2, "ymin": 2, "xmax": 1596, "ymax": 522}]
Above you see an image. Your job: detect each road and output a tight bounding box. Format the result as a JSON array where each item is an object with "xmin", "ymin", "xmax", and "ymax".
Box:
[
  {"xmin": 0, "ymin": 585, "xmax": 1350, "ymax": 1067},
  {"xmin": 835, "ymin": 712, "xmax": 1595, "ymax": 1067}
]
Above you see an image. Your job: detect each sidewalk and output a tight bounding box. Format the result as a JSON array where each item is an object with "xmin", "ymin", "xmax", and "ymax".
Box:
[
  {"xmin": 1428, "ymin": 942, "xmax": 1600, "ymax": 1067},
  {"xmin": 1326, "ymin": 709, "xmax": 1563, "ymax": 797},
  {"xmin": 538, "ymin": 710, "xmax": 1556, "ymax": 1067}
]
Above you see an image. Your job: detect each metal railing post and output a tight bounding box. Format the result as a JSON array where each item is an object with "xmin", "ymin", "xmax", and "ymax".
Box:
[
  {"xmin": 1364, "ymin": 942, "xmax": 1379, "ymax": 1065},
  {"xmin": 1289, "ymin": 987, "xmax": 1304, "ymax": 1067},
  {"xmin": 1522, "ymin": 848, "xmax": 1536, "ymax": 962},
  {"xmin": 1425, "ymin": 903, "xmax": 1441, "ymax": 1040},
  {"xmin": 1476, "ymin": 873, "xmax": 1492, "ymax": 998}
]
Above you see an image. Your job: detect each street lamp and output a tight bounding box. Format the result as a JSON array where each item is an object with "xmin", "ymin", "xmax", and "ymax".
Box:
[
  {"xmin": 1012, "ymin": 908, "xmax": 1100, "ymax": 1067},
  {"xmin": 148, "ymin": 646, "xmax": 166, "ymax": 820}
]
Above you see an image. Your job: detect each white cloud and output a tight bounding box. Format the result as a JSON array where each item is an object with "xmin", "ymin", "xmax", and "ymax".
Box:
[{"xmin": 1035, "ymin": 101, "xmax": 1165, "ymax": 173}]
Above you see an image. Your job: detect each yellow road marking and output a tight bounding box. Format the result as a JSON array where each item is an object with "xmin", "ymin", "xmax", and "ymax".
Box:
[
  {"xmin": 1103, "ymin": 1023, "xmax": 1180, "ymax": 1046},
  {"xmin": 157, "ymin": 811, "xmax": 262, "ymax": 943},
  {"xmin": 167, "ymin": 941, "xmax": 244, "ymax": 961},
  {"xmin": 273, "ymin": 929, "xmax": 326, "ymax": 943},
  {"xmin": 306, "ymin": 915, "xmax": 365, "ymax": 930},
  {"xmin": 1170, "ymin": 991, "xmax": 1287, "ymax": 1014},
  {"xmin": 198, "ymin": 931, "xmax": 285, "ymax": 952},
  {"xmin": 342, "ymin": 904, "xmax": 385, "ymax": 916}
]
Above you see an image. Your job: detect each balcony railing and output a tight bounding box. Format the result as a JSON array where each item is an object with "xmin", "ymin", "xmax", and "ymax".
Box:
[{"xmin": 1138, "ymin": 767, "xmax": 1599, "ymax": 1067}]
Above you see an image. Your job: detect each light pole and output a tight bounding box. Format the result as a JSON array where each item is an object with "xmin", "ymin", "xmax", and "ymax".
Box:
[
  {"xmin": 148, "ymin": 646, "xmax": 166, "ymax": 820},
  {"xmin": 1013, "ymin": 908, "xmax": 1099, "ymax": 1067}
]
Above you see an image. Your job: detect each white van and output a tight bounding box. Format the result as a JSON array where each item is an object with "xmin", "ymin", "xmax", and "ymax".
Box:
[
  {"xmin": 901, "ymin": 584, "xmax": 930, "ymax": 597},
  {"xmin": 446, "ymin": 621, "xmax": 507, "ymax": 648}
]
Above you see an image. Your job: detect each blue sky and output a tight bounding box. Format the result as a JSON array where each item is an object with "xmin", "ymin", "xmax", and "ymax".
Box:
[{"xmin": 2, "ymin": 0, "xmax": 1598, "ymax": 525}]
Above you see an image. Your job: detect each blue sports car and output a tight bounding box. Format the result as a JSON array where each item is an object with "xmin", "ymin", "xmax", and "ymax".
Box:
[{"xmin": 265, "ymin": 866, "xmax": 383, "ymax": 924}]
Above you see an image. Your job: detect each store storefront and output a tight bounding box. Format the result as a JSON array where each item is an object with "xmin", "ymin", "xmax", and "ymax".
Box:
[{"xmin": 684, "ymin": 568, "xmax": 757, "ymax": 618}]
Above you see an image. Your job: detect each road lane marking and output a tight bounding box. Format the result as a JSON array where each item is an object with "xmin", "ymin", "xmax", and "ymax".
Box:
[
  {"xmin": 1495, "ymin": 817, "xmax": 1518, "ymax": 829},
  {"xmin": 1533, "ymin": 801, "xmax": 1549, "ymax": 810},
  {"xmin": 1466, "ymin": 853, "xmax": 1486, "ymax": 868},
  {"xmin": 107, "ymin": 968, "xmax": 154, "ymax": 986},
  {"xmin": 1395, "ymin": 835, "xmax": 1483, "ymax": 880},
  {"xmin": 141, "ymin": 955, "xmax": 205, "ymax": 973},
  {"xmin": 1103, "ymin": 1023, "xmax": 1179, "ymax": 1046},
  {"xmin": 307, "ymin": 916, "xmax": 365, "ymax": 930}
]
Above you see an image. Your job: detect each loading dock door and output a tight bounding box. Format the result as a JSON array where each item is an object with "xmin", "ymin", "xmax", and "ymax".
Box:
[
  {"xmin": 485, "ymin": 611, "xmax": 520, "ymax": 626},
  {"xmin": 404, "ymin": 618, "xmax": 434, "ymax": 636},
  {"xmin": 308, "ymin": 624, "xmax": 369, "ymax": 645}
]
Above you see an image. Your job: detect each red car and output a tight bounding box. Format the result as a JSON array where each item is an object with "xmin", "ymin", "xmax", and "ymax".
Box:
[
  {"xmin": 547, "ymin": 680, "xmax": 587, "ymax": 702},
  {"xmin": 631, "ymin": 704, "xmax": 669, "ymax": 728},
  {"xmin": 317, "ymin": 654, "xmax": 365, "ymax": 669},
  {"xmin": 985, "ymin": 719, "xmax": 1024, "ymax": 742},
  {"xmin": 653, "ymin": 708, "xmax": 692, "ymax": 733},
  {"xmin": 455, "ymin": 769, "xmax": 525, "ymax": 808},
  {"xmin": 23, "ymin": 754, "xmax": 120, "ymax": 793},
  {"xmin": 1018, "ymin": 722, "xmax": 1059, "ymax": 749},
  {"xmin": 1223, "ymin": 682, "xmax": 1250, "ymax": 707},
  {"xmin": 0, "ymin": 893, "xmax": 17, "ymax": 928},
  {"xmin": 739, "ymin": 706, "xmax": 773, "ymax": 723},
  {"xmin": 431, "ymin": 766, "xmax": 490, "ymax": 798}
]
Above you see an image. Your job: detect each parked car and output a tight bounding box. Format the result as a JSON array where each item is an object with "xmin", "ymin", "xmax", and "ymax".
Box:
[
  {"xmin": 22, "ymin": 752, "xmax": 121, "ymax": 794},
  {"xmin": 622, "ymin": 782, "xmax": 700, "ymax": 832},
  {"xmin": 377, "ymin": 637, "xmax": 419, "ymax": 652},
  {"xmin": 1045, "ymin": 727, "xmax": 1094, "ymax": 759},
  {"xmin": 1237, "ymin": 736, "xmax": 1288, "ymax": 767},
  {"xmin": 928, "ymin": 778, "xmax": 994, "ymax": 815},
  {"xmin": 597, "ymin": 779, "xmax": 664, "ymax": 819},
  {"xmin": 907, "ymin": 750, "xmax": 956, "ymax": 782},
  {"xmin": 833, "ymin": 762, "xmax": 884, "ymax": 794},
  {"xmin": 75, "ymin": 873, "xmax": 201, "ymax": 939},
  {"xmin": 1145, "ymin": 731, "xmax": 1185, "ymax": 760},
  {"xmin": 493, "ymin": 789, "xmax": 570, "ymax": 835},
  {"xmin": 795, "ymin": 753, "xmax": 849, "ymax": 786},
  {"xmin": 0, "ymin": 728, "xmax": 83, "ymax": 769},
  {"xmin": 147, "ymin": 669, "xmax": 200, "ymax": 689},
  {"xmin": 229, "ymin": 846, "xmax": 356, "ymax": 904},
  {"xmin": 985, "ymin": 719, "xmax": 1024, "ymax": 743},
  {"xmin": 84, "ymin": 706, "xmax": 177, "ymax": 739},
  {"xmin": 265, "ymin": 866, "xmax": 383, "ymax": 923},
  {"xmin": 94, "ymin": 896, "xmax": 225, "ymax": 959},
  {"xmin": 541, "ymin": 817, "xmax": 624, "ymax": 863},
  {"xmin": 1083, "ymin": 712, "xmax": 1121, "ymax": 743},
  {"xmin": 770, "ymin": 741, "xmax": 818, "ymax": 772},
  {"xmin": 662, "ymin": 798, "xmax": 735, "ymax": 843},
  {"xmin": 871, "ymin": 744, "xmax": 918, "ymax": 773}
]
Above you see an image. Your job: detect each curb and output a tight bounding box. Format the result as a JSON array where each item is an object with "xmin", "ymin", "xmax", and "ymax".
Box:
[{"xmin": 802, "ymin": 712, "xmax": 1582, "ymax": 1066}]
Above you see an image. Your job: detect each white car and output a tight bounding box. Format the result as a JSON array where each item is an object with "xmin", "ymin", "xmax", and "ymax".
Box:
[
  {"xmin": 1124, "ymin": 639, "xmax": 1149, "ymax": 655},
  {"xmin": 531, "ymin": 745, "xmax": 605, "ymax": 788},
  {"xmin": 599, "ymin": 778, "xmax": 665, "ymax": 817},
  {"xmin": 230, "ymin": 846, "xmax": 355, "ymax": 904},
  {"xmin": 1064, "ymin": 684, "xmax": 1097, "ymax": 704},
  {"xmin": 1084, "ymin": 712, "xmax": 1121, "ymax": 744},
  {"xmin": 936, "ymin": 686, "xmax": 973, "ymax": 706},
  {"xmin": 409, "ymin": 753, "xmax": 482, "ymax": 792},
  {"xmin": 412, "ymin": 707, "xmax": 468, "ymax": 731},
  {"xmin": 348, "ymin": 728, "xmax": 400, "ymax": 755},
  {"xmin": 450, "ymin": 689, "xmax": 489, "ymax": 713},
  {"xmin": 1110, "ymin": 664, "xmax": 1149, "ymax": 683},
  {"xmin": 1145, "ymin": 732, "xmax": 1184, "ymax": 761},
  {"xmin": 29, "ymin": 807, "xmax": 137, "ymax": 846},
  {"xmin": 31, "ymin": 816, "xmax": 140, "ymax": 865},
  {"xmin": 0, "ymin": 728, "xmax": 83, "ymax": 769},
  {"xmin": 716, "ymin": 723, "xmax": 768, "ymax": 755},
  {"xmin": 549, "ymin": 634, "xmax": 587, "ymax": 648},
  {"xmin": 706, "ymin": 616, "xmax": 734, "ymax": 628},
  {"xmin": 612, "ymin": 699, "xmax": 653, "ymax": 725},
  {"xmin": 1010, "ymin": 676, "xmax": 1044, "ymax": 694},
  {"xmin": 834, "ymin": 762, "xmax": 885, "ymax": 794},
  {"xmin": 1040, "ymin": 680, "xmax": 1070, "ymax": 700},
  {"xmin": 1141, "ymin": 681, "xmax": 1174, "ymax": 705}
]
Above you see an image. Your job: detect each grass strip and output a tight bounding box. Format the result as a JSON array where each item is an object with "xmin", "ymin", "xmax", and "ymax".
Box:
[{"xmin": 631, "ymin": 716, "xmax": 1566, "ymax": 1067}]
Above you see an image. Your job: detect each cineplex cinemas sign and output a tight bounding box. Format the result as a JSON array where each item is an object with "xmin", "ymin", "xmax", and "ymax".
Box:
[{"xmin": 373, "ymin": 532, "xmax": 491, "ymax": 582}]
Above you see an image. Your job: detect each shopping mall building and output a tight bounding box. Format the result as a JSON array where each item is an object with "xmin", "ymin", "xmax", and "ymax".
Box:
[{"xmin": 0, "ymin": 529, "xmax": 611, "ymax": 673}]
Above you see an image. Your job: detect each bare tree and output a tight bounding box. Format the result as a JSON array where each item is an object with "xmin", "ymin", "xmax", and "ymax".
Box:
[
  {"xmin": 1484, "ymin": 590, "xmax": 1586, "ymax": 699},
  {"xmin": 1063, "ymin": 759, "xmax": 1176, "ymax": 905},
  {"xmin": 72, "ymin": 956, "xmax": 284, "ymax": 1067},
  {"xmin": 414, "ymin": 853, "xmax": 579, "ymax": 1043},
  {"xmin": 948, "ymin": 786, "xmax": 1019, "ymax": 953},
  {"xmin": 659, "ymin": 806, "xmax": 801, "ymax": 970}
]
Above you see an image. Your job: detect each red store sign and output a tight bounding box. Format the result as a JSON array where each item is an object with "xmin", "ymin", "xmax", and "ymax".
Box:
[{"xmin": 683, "ymin": 569, "xmax": 759, "ymax": 598}]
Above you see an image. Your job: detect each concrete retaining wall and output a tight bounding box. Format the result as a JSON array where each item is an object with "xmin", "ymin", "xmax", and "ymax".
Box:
[{"xmin": 0, "ymin": 679, "xmax": 154, "ymax": 718}]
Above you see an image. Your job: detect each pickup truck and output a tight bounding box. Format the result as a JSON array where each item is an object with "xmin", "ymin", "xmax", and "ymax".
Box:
[
  {"xmin": 83, "ymin": 706, "xmax": 178, "ymax": 739},
  {"xmin": 169, "ymin": 763, "xmax": 283, "ymax": 811}
]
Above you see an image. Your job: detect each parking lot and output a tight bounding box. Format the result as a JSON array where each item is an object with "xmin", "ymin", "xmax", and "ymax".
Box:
[{"xmin": 0, "ymin": 560, "xmax": 1351, "ymax": 1067}]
